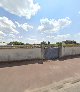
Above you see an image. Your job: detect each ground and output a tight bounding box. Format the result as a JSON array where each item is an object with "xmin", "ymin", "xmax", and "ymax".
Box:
[{"xmin": 0, "ymin": 58, "xmax": 80, "ymax": 92}]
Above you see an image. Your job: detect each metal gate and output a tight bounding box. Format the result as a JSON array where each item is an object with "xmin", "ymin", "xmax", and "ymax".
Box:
[{"xmin": 44, "ymin": 47, "xmax": 59, "ymax": 60}]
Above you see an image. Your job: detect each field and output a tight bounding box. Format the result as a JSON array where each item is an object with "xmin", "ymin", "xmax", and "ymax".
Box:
[{"xmin": 0, "ymin": 58, "xmax": 80, "ymax": 92}]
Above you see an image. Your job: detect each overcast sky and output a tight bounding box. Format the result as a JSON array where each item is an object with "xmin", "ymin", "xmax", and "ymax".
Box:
[{"xmin": 0, "ymin": 0, "xmax": 80, "ymax": 43}]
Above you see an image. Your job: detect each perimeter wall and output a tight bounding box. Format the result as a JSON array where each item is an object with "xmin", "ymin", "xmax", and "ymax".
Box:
[
  {"xmin": 0, "ymin": 48, "xmax": 42, "ymax": 62},
  {"xmin": 59, "ymin": 46, "xmax": 80, "ymax": 58},
  {"xmin": 0, "ymin": 46, "xmax": 80, "ymax": 62}
]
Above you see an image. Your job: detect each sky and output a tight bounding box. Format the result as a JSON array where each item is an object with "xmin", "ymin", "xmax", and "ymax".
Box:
[{"xmin": 0, "ymin": 0, "xmax": 80, "ymax": 44}]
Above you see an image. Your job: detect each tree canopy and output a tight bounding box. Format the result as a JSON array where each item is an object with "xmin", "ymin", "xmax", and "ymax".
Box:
[{"xmin": 8, "ymin": 41, "xmax": 24, "ymax": 45}]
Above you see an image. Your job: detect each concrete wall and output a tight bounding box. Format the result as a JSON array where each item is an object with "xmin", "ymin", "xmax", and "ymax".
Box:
[
  {"xmin": 0, "ymin": 46, "xmax": 80, "ymax": 62},
  {"xmin": 60, "ymin": 47, "xmax": 80, "ymax": 57},
  {"xmin": 0, "ymin": 48, "xmax": 42, "ymax": 62}
]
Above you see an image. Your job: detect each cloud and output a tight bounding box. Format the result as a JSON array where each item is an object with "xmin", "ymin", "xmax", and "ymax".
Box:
[
  {"xmin": 15, "ymin": 22, "xmax": 33, "ymax": 31},
  {"xmin": 0, "ymin": 16, "xmax": 20, "ymax": 41},
  {"xmin": 0, "ymin": 16, "xmax": 19, "ymax": 35},
  {"xmin": 46, "ymin": 35, "xmax": 55, "ymax": 38},
  {"xmin": 0, "ymin": 31, "xmax": 5, "ymax": 40},
  {"xmin": 9, "ymin": 34, "xmax": 15, "ymax": 38},
  {"xmin": 27, "ymin": 38, "xmax": 41, "ymax": 44},
  {"xmin": 78, "ymin": 11, "xmax": 80, "ymax": 14},
  {"xmin": 46, "ymin": 34, "xmax": 71, "ymax": 42},
  {"xmin": 0, "ymin": 16, "xmax": 34, "ymax": 42},
  {"xmin": 19, "ymin": 36, "xmax": 23, "ymax": 39},
  {"xmin": 77, "ymin": 33, "xmax": 80, "ymax": 36},
  {"xmin": 0, "ymin": 31, "xmax": 5, "ymax": 35},
  {"xmin": 54, "ymin": 34, "xmax": 71, "ymax": 41},
  {"xmin": 38, "ymin": 17, "xmax": 71, "ymax": 33},
  {"xmin": 0, "ymin": 0, "xmax": 40, "ymax": 19}
]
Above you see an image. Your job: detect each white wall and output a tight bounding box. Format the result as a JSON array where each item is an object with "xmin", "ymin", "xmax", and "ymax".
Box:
[
  {"xmin": 0, "ymin": 48, "xmax": 42, "ymax": 62},
  {"xmin": 61, "ymin": 47, "xmax": 80, "ymax": 57},
  {"xmin": 0, "ymin": 47, "xmax": 80, "ymax": 62}
]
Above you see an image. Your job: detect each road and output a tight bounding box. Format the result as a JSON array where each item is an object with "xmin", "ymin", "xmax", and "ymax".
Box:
[{"xmin": 0, "ymin": 58, "xmax": 80, "ymax": 92}]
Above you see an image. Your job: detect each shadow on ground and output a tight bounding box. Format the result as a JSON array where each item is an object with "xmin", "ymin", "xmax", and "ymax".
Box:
[
  {"xmin": 59, "ymin": 55, "xmax": 80, "ymax": 61},
  {"xmin": 0, "ymin": 59, "xmax": 44, "ymax": 68},
  {"xmin": 0, "ymin": 55, "xmax": 80, "ymax": 68}
]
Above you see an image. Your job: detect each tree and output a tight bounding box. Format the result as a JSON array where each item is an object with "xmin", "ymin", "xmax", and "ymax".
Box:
[
  {"xmin": 56, "ymin": 42, "xmax": 62, "ymax": 46},
  {"xmin": 8, "ymin": 41, "xmax": 24, "ymax": 45},
  {"xmin": 41, "ymin": 41, "xmax": 47, "ymax": 45}
]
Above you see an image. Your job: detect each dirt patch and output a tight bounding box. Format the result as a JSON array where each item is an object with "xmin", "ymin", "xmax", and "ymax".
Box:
[
  {"xmin": 0, "ymin": 58, "xmax": 80, "ymax": 92},
  {"xmin": 28, "ymin": 76, "xmax": 80, "ymax": 92}
]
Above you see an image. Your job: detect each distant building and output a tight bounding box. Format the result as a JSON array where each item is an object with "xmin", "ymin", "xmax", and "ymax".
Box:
[{"xmin": 33, "ymin": 44, "xmax": 41, "ymax": 48}]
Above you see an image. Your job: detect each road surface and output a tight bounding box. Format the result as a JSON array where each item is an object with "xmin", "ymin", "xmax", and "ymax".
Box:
[{"xmin": 0, "ymin": 58, "xmax": 80, "ymax": 92}]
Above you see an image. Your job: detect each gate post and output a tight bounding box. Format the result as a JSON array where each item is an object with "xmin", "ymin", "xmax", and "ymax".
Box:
[
  {"xmin": 41, "ymin": 43, "xmax": 45, "ymax": 59},
  {"xmin": 58, "ymin": 42, "xmax": 64, "ymax": 59}
]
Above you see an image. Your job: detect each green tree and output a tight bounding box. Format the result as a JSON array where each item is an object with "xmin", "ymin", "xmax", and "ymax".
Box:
[
  {"xmin": 56, "ymin": 42, "xmax": 62, "ymax": 46},
  {"xmin": 8, "ymin": 41, "xmax": 24, "ymax": 45}
]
